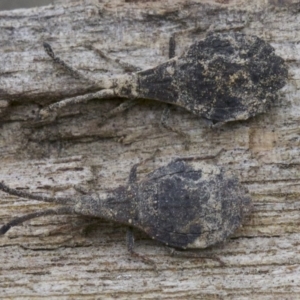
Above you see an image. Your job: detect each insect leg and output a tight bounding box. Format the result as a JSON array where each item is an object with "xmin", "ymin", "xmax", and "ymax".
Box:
[
  {"xmin": 93, "ymin": 38, "xmax": 173, "ymax": 128},
  {"xmin": 43, "ymin": 42, "xmax": 88, "ymax": 81},
  {"xmin": 126, "ymin": 227, "xmax": 156, "ymax": 267},
  {"xmin": 128, "ymin": 164, "xmax": 139, "ymax": 184},
  {"xmin": 167, "ymin": 247, "xmax": 225, "ymax": 266},
  {"xmin": 0, "ymin": 206, "xmax": 74, "ymax": 235},
  {"xmin": 98, "ymin": 98, "xmax": 139, "ymax": 127},
  {"xmin": 91, "ymin": 44, "xmax": 143, "ymax": 126},
  {"xmin": 128, "ymin": 149, "xmax": 160, "ymax": 184},
  {"xmin": 31, "ymin": 41, "xmax": 90, "ymax": 127},
  {"xmin": 160, "ymin": 107, "xmax": 191, "ymax": 149},
  {"xmin": 159, "ymin": 36, "xmax": 191, "ymax": 149},
  {"xmin": 29, "ymin": 89, "xmax": 115, "ymax": 127},
  {"xmin": 40, "ymin": 42, "xmax": 140, "ymax": 127},
  {"xmin": 126, "ymin": 227, "xmax": 135, "ymax": 252},
  {"xmin": 89, "ymin": 45, "xmax": 142, "ymax": 73},
  {"xmin": 173, "ymin": 148, "xmax": 225, "ymax": 163},
  {"xmin": 160, "ymin": 36, "xmax": 175, "ymax": 126}
]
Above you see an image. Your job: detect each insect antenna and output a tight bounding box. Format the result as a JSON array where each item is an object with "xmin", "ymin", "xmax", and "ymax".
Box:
[
  {"xmin": 0, "ymin": 182, "xmax": 77, "ymax": 234},
  {"xmin": 0, "ymin": 181, "xmax": 74, "ymax": 205},
  {"xmin": 0, "ymin": 206, "xmax": 75, "ymax": 235}
]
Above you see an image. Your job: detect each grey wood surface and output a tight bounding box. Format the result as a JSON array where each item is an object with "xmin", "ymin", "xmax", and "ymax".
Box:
[{"xmin": 0, "ymin": 0, "xmax": 299, "ymax": 298}]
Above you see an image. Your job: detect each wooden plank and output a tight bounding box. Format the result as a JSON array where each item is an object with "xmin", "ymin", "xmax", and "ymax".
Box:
[{"xmin": 0, "ymin": 0, "xmax": 299, "ymax": 298}]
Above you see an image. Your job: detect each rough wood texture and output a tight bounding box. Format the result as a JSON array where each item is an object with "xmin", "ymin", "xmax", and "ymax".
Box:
[{"xmin": 0, "ymin": 0, "xmax": 299, "ymax": 298}]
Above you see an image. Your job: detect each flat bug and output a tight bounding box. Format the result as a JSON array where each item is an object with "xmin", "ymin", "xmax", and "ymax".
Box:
[
  {"xmin": 36, "ymin": 32, "xmax": 287, "ymax": 126},
  {"xmin": 0, "ymin": 159, "xmax": 251, "ymax": 251}
]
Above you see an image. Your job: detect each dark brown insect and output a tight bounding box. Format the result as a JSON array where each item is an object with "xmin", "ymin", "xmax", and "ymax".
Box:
[
  {"xmin": 39, "ymin": 32, "xmax": 287, "ymax": 125},
  {"xmin": 0, "ymin": 159, "xmax": 251, "ymax": 250}
]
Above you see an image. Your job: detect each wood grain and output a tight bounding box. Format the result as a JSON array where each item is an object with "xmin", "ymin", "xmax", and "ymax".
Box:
[{"xmin": 0, "ymin": 0, "xmax": 299, "ymax": 298}]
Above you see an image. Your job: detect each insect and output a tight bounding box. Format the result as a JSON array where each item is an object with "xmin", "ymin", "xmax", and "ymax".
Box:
[
  {"xmin": 0, "ymin": 159, "xmax": 252, "ymax": 250},
  {"xmin": 36, "ymin": 32, "xmax": 287, "ymax": 126}
]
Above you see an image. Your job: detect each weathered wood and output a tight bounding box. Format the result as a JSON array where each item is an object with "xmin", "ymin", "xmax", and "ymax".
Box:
[{"xmin": 0, "ymin": 0, "xmax": 300, "ymax": 298}]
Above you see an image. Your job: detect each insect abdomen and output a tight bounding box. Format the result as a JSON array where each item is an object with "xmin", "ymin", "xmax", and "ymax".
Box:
[{"xmin": 135, "ymin": 160, "xmax": 251, "ymax": 249}]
